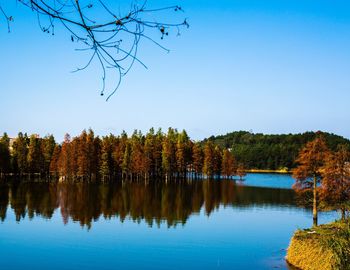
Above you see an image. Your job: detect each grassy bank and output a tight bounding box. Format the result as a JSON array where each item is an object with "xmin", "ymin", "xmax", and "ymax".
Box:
[
  {"xmin": 286, "ymin": 219, "xmax": 350, "ymax": 270},
  {"xmin": 247, "ymin": 169, "xmax": 291, "ymax": 174}
]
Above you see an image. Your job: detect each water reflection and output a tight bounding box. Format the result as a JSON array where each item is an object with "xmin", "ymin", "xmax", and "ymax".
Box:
[{"xmin": 0, "ymin": 179, "xmax": 296, "ymax": 228}]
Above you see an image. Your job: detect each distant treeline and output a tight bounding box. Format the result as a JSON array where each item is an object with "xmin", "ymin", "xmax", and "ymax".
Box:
[
  {"xmin": 0, "ymin": 128, "xmax": 245, "ymax": 181},
  {"xmin": 203, "ymin": 131, "xmax": 350, "ymax": 170},
  {"xmin": 1, "ymin": 129, "xmax": 349, "ymax": 180}
]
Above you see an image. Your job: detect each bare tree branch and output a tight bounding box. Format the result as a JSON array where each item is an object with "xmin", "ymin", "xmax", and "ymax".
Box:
[
  {"xmin": 0, "ymin": 5, "xmax": 13, "ymax": 32},
  {"xmin": 1, "ymin": 0, "xmax": 189, "ymax": 100}
]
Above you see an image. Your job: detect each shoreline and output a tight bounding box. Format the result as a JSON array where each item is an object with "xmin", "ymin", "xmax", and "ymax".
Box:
[
  {"xmin": 286, "ymin": 219, "xmax": 350, "ymax": 270},
  {"xmin": 247, "ymin": 169, "xmax": 291, "ymax": 174}
]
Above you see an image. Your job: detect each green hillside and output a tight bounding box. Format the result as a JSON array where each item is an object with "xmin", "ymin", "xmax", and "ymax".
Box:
[{"xmin": 202, "ymin": 131, "xmax": 350, "ymax": 170}]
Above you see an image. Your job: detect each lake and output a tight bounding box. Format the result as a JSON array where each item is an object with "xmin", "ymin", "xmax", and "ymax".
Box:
[{"xmin": 0, "ymin": 174, "xmax": 337, "ymax": 269}]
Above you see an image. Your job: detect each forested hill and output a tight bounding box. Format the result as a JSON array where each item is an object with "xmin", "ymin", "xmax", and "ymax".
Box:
[{"xmin": 202, "ymin": 131, "xmax": 350, "ymax": 170}]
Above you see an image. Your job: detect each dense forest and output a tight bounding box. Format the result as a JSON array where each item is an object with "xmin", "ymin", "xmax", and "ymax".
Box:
[
  {"xmin": 1, "ymin": 129, "xmax": 349, "ymax": 181},
  {"xmin": 0, "ymin": 128, "xmax": 244, "ymax": 181},
  {"xmin": 203, "ymin": 131, "xmax": 350, "ymax": 170}
]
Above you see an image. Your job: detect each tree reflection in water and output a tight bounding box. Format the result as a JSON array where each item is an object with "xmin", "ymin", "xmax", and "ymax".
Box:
[{"xmin": 0, "ymin": 179, "xmax": 295, "ymax": 228}]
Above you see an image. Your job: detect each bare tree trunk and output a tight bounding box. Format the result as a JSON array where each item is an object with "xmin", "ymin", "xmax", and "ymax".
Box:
[
  {"xmin": 313, "ymin": 175, "xmax": 318, "ymax": 227},
  {"xmin": 341, "ymin": 208, "xmax": 346, "ymax": 221}
]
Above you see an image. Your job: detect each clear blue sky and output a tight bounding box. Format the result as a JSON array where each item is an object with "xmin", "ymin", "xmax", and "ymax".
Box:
[{"xmin": 1, "ymin": 0, "xmax": 350, "ymax": 141}]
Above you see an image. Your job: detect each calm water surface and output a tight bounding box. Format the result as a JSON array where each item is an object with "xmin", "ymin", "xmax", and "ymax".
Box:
[{"xmin": 0, "ymin": 174, "xmax": 337, "ymax": 269}]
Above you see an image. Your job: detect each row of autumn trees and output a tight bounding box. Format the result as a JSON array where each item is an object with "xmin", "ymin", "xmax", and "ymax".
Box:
[
  {"xmin": 292, "ymin": 136, "xmax": 350, "ymax": 225},
  {"xmin": 0, "ymin": 128, "xmax": 246, "ymax": 180},
  {"xmin": 0, "ymin": 133, "xmax": 56, "ymax": 176}
]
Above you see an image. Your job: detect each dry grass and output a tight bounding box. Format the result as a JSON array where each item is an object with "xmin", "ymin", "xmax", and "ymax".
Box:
[
  {"xmin": 247, "ymin": 168, "xmax": 290, "ymax": 174},
  {"xmin": 286, "ymin": 220, "xmax": 350, "ymax": 270}
]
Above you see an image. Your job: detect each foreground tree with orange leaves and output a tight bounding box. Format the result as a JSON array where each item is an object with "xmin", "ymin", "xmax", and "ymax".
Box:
[
  {"xmin": 320, "ymin": 145, "xmax": 350, "ymax": 221},
  {"xmin": 292, "ymin": 136, "xmax": 330, "ymax": 226}
]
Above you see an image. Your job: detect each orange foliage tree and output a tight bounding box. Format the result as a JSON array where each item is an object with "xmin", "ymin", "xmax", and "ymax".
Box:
[
  {"xmin": 3, "ymin": 128, "xmax": 250, "ymax": 182},
  {"xmin": 221, "ymin": 149, "xmax": 236, "ymax": 179},
  {"xmin": 292, "ymin": 136, "xmax": 330, "ymax": 226},
  {"xmin": 320, "ymin": 145, "xmax": 350, "ymax": 221}
]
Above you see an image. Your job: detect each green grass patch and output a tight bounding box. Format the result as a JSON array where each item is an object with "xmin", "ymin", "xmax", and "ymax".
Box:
[{"xmin": 286, "ymin": 219, "xmax": 350, "ymax": 270}]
